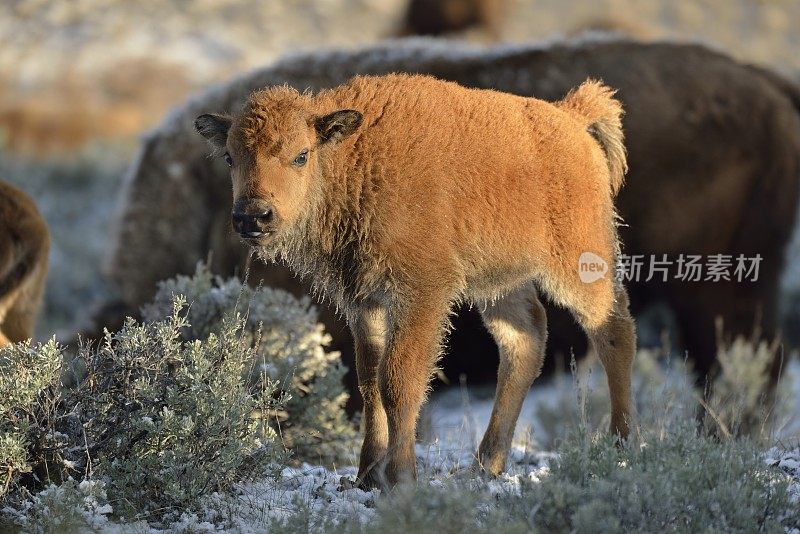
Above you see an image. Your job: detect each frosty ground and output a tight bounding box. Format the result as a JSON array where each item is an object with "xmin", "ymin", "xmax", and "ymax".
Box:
[
  {"xmin": 11, "ymin": 411, "xmax": 800, "ymax": 533},
  {"xmin": 7, "ymin": 361, "xmax": 800, "ymax": 533}
]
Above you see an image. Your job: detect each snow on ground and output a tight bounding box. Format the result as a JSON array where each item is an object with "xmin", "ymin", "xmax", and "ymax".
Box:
[
  {"xmin": 13, "ymin": 361, "xmax": 797, "ymax": 533},
  {"xmin": 174, "ymin": 444, "xmax": 554, "ymax": 532},
  {"xmin": 766, "ymin": 448, "xmax": 800, "ymax": 506},
  {"xmin": 32, "ymin": 441, "xmax": 552, "ymax": 532},
  {"xmin": 37, "ymin": 440, "xmax": 797, "ymax": 532},
  {"xmin": 162, "ymin": 408, "xmax": 800, "ymax": 533},
  {"xmin": 426, "ymin": 359, "xmax": 800, "ymax": 446}
]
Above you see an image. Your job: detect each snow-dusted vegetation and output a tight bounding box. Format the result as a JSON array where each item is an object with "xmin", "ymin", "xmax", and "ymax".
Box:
[{"xmin": 1, "ymin": 268, "xmax": 354, "ymax": 528}]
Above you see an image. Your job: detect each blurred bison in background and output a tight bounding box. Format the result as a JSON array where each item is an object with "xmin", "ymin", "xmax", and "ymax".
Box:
[
  {"xmin": 0, "ymin": 181, "xmax": 49, "ymax": 347},
  {"xmin": 399, "ymin": 0, "xmax": 505, "ymax": 39},
  {"xmin": 102, "ymin": 37, "xmax": 800, "ymax": 406}
]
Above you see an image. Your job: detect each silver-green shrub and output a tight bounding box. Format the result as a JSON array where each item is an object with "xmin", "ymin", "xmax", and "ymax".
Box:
[
  {"xmin": 344, "ymin": 423, "xmax": 799, "ymax": 533},
  {"xmin": 536, "ymin": 332, "xmax": 791, "ymax": 448},
  {"xmin": 1, "ymin": 296, "xmax": 291, "ymax": 524},
  {"xmin": 141, "ymin": 264, "xmax": 356, "ymax": 465},
  {"xmin": 534, "ymin": 348, "xmax": 696, "ymax": 449},
  {"xmin": 0, "ymin": 340, "xmax": 63, "ymax": 499},
  {"xmin": 497, "ymin": 423, "xmax": 800, "ymax": 532},
  {"xmin": 73, "ymin": 299, "xmax": 287, "ymax": 518},
  {"xmin": 705, "ymin": 325, "xmax": 792, "ymax": 440},
  {"xmin": 3, "ymin": 479, "xmax": 114, "ymax": 532}
]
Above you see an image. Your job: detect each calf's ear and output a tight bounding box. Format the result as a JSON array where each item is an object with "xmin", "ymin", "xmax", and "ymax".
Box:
[
  {"xmin": 194, "ymin": 113, "xmax": 232, "ymax": 151},
  {"xmin": 314, "ymin": 110, "xmax": 363, "ymax": 144}
]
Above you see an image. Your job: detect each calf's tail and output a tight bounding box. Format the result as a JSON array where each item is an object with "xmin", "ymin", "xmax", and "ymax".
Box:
[{"xmin": 558, "ymin": 79, "xmax": 628, "ymax": 196}]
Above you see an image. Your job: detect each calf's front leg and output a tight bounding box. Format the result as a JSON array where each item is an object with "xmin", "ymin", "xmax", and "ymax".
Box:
[
  {"xmin": 349, "ymin": 302, "xmax": 390, "ymax": 489},
  {"xmin": 379, "ymin": 293, "xmax": 450, "ymax": 486}
]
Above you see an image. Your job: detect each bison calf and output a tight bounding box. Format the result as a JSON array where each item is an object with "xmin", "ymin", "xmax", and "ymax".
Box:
[
  {"xmin": 195, "ymin": 74, "xmax": 636, "ymax": 487},
  {"xmin": 0, "ymin": 181, "xmax": 49, "ymax": 347}
]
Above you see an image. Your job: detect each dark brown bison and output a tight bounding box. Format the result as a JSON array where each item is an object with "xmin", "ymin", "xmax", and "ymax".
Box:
[
  {"xmin": 0, "ymin": 181, "xmax": 49, "ymax": 346},
  {"xmin": 399, "ymin": 0, "xmax": 505, "ymax": 39},
  {"xmin": 102, "ymin": 37, "xmax": 800, "ymax": 402}
]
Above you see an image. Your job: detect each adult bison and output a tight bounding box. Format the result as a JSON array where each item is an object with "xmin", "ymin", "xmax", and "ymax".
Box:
[{"xmin": 104, "ymin": 37, "xmax": 800, "ymax": 395}]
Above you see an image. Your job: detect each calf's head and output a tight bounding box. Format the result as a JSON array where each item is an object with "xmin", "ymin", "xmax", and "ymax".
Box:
[{"xmin": 194, "ymin": 87, "xmax": 362, "ymax": 246}]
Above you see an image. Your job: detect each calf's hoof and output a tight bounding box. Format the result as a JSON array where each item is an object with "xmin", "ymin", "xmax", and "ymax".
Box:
[
  {"xmin": 611, "ymin": 417, "xmax": 631, "ymax": 443},
  {"xmin": 355, "ymin": 466, "xmax": 387, "ymax": 491},
  {"xmin": 383, "ymin": 459, "xmax": 417, "ymax": 488},
  {"xmin": 473, "ymin": 454, "xmax": 506, "ymax": 478}
]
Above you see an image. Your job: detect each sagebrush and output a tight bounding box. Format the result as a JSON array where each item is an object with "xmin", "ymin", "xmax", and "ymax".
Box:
[
  {"xmin": 141, "ymin": 264, "xmax": 356, "ymax": 464},
  {"xmin": 1, "ymin": 268, "xmax": 355, "ymax": 527},
  {"xmin": 1, "ymin": 300, "xmax": 285, "ymax": 523}
]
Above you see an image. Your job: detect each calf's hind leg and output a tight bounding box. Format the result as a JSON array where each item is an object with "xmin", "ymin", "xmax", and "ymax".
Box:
[
  {"xmin": 583, "ymin": 285, "xmax": 637, "ymax": 438},
  {"xmin": 477, "ymin": 283, "xmax": 547, "ymax": 475}
]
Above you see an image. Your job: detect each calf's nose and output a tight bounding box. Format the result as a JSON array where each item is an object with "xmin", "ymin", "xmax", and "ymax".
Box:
[{"xmin": 232, "ymin": 199, "xmax": 274, "ymax": 236}]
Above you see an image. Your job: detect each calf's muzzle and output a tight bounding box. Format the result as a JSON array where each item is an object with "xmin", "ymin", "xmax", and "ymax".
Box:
[{"xmin": 232, "ymin": 198, "xmax": 275, "ymax": 238}]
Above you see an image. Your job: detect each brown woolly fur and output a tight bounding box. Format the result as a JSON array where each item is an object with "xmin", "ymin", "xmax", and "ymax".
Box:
[
  {"xmin": 0, "ymin": 181, "xmax": 49, "ymax": 347},
  {"xmin": 196, "ymin": 73, "xmax": 636, "ymax": 487},
  {"xmin": 560, "ymin": 80, "xmax": 627, "ymax": 195}
]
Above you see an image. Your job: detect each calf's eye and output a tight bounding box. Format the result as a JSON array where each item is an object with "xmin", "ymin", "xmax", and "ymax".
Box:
[
  {"xmin": 223, "ymin": 152, "xmax": 233, "ymax": 167},
  {"xmin": 293, "ymin": 149, "xmax": 309, "ymax": 167}
]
